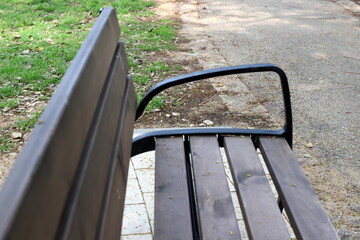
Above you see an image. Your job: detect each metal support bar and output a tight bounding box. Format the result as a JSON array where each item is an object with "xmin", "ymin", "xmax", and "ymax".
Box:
[{"xmin": 132, "ymin": 127, "xmax": 286, "ymax": 157}]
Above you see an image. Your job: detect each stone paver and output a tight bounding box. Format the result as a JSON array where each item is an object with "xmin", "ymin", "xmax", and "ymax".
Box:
[
  {"xmin": 128, "ymin": 162, "xmax": 137, "ymax": 179},
  {"xmin": 136, "ymin": 168, "xmax": 155, "ymax": 193},
  {"xmin": 143, "ymin": 192, "xmax": 155, "ymax": 220},
  {"xmin": 132, "ymin": 151, "xmax": 155, "ymax": 170},
  {"xmin": 121, "ymin": 234, "xmax": 153, "ymax": 240},
  {"xmin": 121, "ymin": 204, "xmax": 151, "ymax": 235},
  {"xmin": 125, "ymin": 178, "xmax": 144, "ymax": 205}
]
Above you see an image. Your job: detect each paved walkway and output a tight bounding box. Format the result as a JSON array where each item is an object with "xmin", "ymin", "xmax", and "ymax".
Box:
[{"xmin": 120, "ymin": 132, "xmax": 295, "ymax": 239}]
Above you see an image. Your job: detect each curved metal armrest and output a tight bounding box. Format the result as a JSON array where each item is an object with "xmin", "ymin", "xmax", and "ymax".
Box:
[{"xmin": 135, "ymin": 63, "xmax": 292, "ymax": 147}]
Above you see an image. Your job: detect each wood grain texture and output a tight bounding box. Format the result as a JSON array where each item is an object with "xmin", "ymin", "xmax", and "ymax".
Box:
[
  {"xmin": 259, "ymin": 137, "xmax": 338, "ymax": 240},
  {"xmin": 0, "ymin": 7, "xmax": 120, "ymax": 240},
  {"xmin": 190, "ymin": 136, "xmax": 241, "ymax": 240},
  {"xmin": 58, "ymin": 42, "xmax": 130, "ymax": 240},
  {"xmin": 154, "ymin": 137, "xmax": 193, "ymax": 240},
  {"xmin": 97, "ymin": 76, "xmax": 137, "ymax": 240},
  {"xmin": 224, "ymin": 136, "xmax": 290, "ymax": 240}
]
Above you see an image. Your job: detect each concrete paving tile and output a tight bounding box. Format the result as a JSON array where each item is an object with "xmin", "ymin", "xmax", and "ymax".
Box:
[
  {"xmin": 132, "ymin": 151, "xmax": 155, "ymax": 169},
  {"xmin": 220, "ymin": 148, "xmax": 236, "ymax": 192},
  {"xmin": 224, "ymin": 163, "xmax": 233, "ymax": 181},
  {"xmin": 122, "ymin": 204, "xmax": 151, "ymax": 235},
  {"xmin": 125, "ymin": 178, "xmax": 144, "ymax": 204},
  {"xmin": 136, "ymin": 168, "xmax": 155, "ymax": 193},
  {"xmin": 270, "ymin": 182, "xmax": 279, "ymax": 199},
  {"xmin": 128, "ymin": 161, "xmax": 137, "ymax": 179},
  {"xmin": 143, "ymin": 192, "xmax": 155, "ymax": 220},
  {"xmin": 150, "ymin": 219, "xmax": 154, "ymax": 235},
  {"xmin": 227, "ymin": 175, "xmax": 236, "ymax": 192},
  {"xmin": 121, "ymin": 234, "xmax": 153, "ymax": 240},
  {"xmin": 238, "ymin": 219, "xmax": 249, "ymax": 240},
  {"xmin": 258, "ymin": 153, "xmax": 270, "ymax": 175},
  {"xmin": 231, "ymin": 191, "xmax": 244, "ymax": 220},
  {"xmin": 283, "ymin": 210, "xmax": 296, "ymax": 239}
]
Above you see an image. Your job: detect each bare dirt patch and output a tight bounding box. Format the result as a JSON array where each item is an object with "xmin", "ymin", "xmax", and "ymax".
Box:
[
  {"xmin": 1, "ymin": 93, "xmax": 47, "ymax": 186},
  {"xmin": 136, "ymin": 77, "xmax": 279, "ymax": 129}
]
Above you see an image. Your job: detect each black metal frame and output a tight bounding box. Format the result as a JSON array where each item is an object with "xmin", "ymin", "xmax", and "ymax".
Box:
[{"xmin": 132, "ymin": 63, "xmax": 292, "ymax": 156}]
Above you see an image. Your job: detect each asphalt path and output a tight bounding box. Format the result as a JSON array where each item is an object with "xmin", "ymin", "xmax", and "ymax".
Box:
[{"xmin": 179, "ymin": 0, "xmax": 359, "ymax": 186}]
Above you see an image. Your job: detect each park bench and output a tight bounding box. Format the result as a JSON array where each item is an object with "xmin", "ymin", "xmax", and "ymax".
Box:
[{"xmin": 0, "ymin": 7, "xmax": 338, "ymax": 240}]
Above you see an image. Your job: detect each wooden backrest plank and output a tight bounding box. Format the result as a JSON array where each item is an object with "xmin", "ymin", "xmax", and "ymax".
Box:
[
  {"xmin": 189, "ymin": 136, "xmax": 241, "ymax": 240},
  {"xmin": 57, "ymin": 42, "xmax": 132, "ymax": 239},
  {"xmin": 154, "ymin": 137, "xmax": 193, "ymax": 239},
  {"xmin": 259, "ymin": 137, "xmax": 338, "ymax": 240},
  {"xmin": 0, "ymin": 7, "xmax": 120, "ymax": 240},
  {"xmin": 97, "ymin": 78, "xmax": 136, "ymax": 240},
  {"xmin": 224, "ymin": 136, "xmax": 290, "ymax": 240}
]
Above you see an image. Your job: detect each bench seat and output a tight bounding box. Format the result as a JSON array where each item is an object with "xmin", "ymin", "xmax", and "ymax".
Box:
[{"xmin": 154, "ymin": 135, "xmax": 338, "ymax": 240}]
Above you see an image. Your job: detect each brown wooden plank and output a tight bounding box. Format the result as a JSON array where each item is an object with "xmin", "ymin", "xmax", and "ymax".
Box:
[
  {"xmin": 0, "ymin": 7, "xmax": 120, "ymax": 240},
  {"xmin": 259, "ymin": 137, "xmax": 338, "ymax": 240},
  {"xmin": 97, "ymin": 160, "xmax": 126, "ymax": 240},
  {"xmin": 190, "ymin": 136, "xmax": 241, "ymax": 240},
  {"xmin": 224, "ymin": 136, "xmax": 290, "ymax": 240},
  {"xmin": 154, "ymin": 137, "xmax": 193, "ymax": 240},
  {"xmin": 58, "ymin": 42, "xmax": 131, "ymax": 239},
  {"xmin": 97, "ymin": 77, "xmax": 137, "ymax": 240}
]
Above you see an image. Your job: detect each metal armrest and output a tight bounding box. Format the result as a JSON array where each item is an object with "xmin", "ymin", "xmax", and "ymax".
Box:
[{"xmin": 133, "ymin": 63, "xmax": 292, "ymax": 155}]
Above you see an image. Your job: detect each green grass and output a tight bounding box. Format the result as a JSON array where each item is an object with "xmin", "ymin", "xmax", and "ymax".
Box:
[
  {"xmin": 120, "ymin": 14, "xmax": 179, "ymax": 110},
  {"xmin": 0, "ymin": 132, "xmax": 15, "ymax": 153},
  {"xmin": 147, "ymin": 61, "xmax": 170, "ymax": 73},
  {"xmin": 14, "ymin": 111, "xmax": 42, "ymax": 132},
  {"xmin": 0, "ymin": 99, "xmax": 19, "ymax": 109},
  {"xmin": 0, "ymin": 0, "xmax": 179, "ymax": 153}
]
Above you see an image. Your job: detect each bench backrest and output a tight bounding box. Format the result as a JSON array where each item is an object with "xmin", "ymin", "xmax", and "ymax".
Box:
[{"xmin": 0, "ymin": 8, "xmax": 136, "ymax": 240}]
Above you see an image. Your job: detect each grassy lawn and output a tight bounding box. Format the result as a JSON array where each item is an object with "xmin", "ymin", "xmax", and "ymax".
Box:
[{"xmin": 0, "ymin": 0, "xmax": 179, "ymax": 153}]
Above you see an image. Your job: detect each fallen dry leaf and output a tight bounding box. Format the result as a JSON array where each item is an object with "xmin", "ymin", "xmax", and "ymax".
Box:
[{"xmin": 306, "ymin": 143, "xmax": 313, "ymax": 148}]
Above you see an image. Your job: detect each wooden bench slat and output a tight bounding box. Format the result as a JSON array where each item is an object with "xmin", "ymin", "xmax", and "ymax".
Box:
[
  {"xmin": 97, "ymin": 160, "xmax": 125, "ymax": 240},
  {"xmin": 259, "ymin": 137, "xmax": 338, "ymax": 240},
  {"xmin": 95, "ymin": 76, "xmax": 137, "ymax": 240},
  {"xmin": 190, "ymin": 136, "xmax": 241, "ymax": 240},
  {"xmin": 0, "ymin": 8, "xmax": 120, "ymax": 240},
  {"xmin": 223, "ymin": 136, "xmax": 290, "ymax": 240},
  {"xmin": 155, "ymin": 137, "xmax": 193, "ymax": 239}
]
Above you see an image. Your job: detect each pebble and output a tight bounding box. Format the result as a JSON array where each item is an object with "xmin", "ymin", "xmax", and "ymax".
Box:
[
  {"xmin": 203, "ymin": 120, "xmax": 214, "ymax": 126},
  {"xmin": 9, "ymin": 153, "xmax": 18, "ymax": 159},
  {"xmin": 172, "ymin": 112, "xmax": 180, "ymax": 117},
  {"xmin": 2, "ymin": 107, "xmax": 10, "ymax": 112},
  {"xmin": 11, "ymin": 132, "xmax": 22, "ymax": 139}
]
